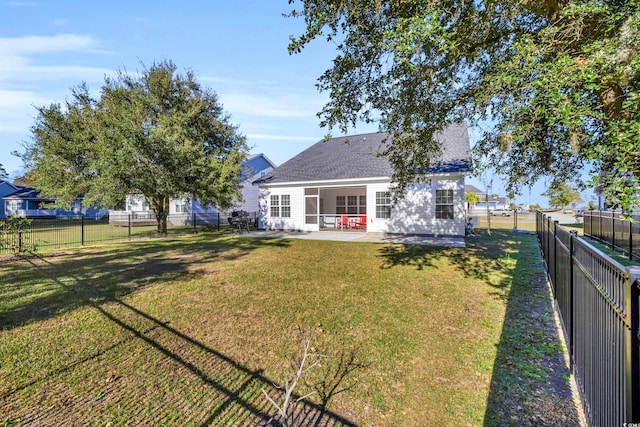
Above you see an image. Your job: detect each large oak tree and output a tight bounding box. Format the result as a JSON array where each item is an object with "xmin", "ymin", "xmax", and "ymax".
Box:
[
  {"xmin": 19, "ymin": 61, "xmax": 248, "ymax": 233},
  {"xmin": 288, "ymin": 1, "xmax": 640, "ymax": 212}
]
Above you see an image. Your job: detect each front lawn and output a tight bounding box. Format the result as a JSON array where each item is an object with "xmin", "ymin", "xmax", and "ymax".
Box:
[{"xmin": 0, "ymin": 230, "xmax": 580, "ymax": 426}]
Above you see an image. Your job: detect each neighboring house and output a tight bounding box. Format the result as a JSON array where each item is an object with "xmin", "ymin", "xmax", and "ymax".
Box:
[
  {"xmin": 0, "ymin": 180, "xmax": 108, "ymax": 219},
  {"xmin": 117, "ymin": 153, "xmax": 276, "ymax": 218},
  {"xmin": 465, "ymin": 184, "xmax": 511, "ymax": 211},
  {"xmin": 0, "ymin": 180, "xmax": 21, "ymax": 219},
  {"xmin": 254, "ymin": 123, "xmax": 472, "ymax": 236}
]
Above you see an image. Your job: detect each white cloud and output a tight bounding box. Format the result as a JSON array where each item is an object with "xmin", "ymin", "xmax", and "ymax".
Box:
[
  {"xmin": 220, "ymin": 89, "xmax": 327, "ymax": 120},
  {"xmin": 0, "ymin": 34, "xmax": 100, "ymax": 55},
  {"xmin": 0, "ymin": 34, "xmax": 111, "ymax": 82},
  {"xmin": 0, "ymin": 90, "xmax": 49, "ymax": 132}
]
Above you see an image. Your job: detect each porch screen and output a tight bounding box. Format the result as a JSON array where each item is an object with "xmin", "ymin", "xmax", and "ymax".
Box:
[{"xmin": 305, "ymin": 196, "xmax": 318, "ymax": 224}]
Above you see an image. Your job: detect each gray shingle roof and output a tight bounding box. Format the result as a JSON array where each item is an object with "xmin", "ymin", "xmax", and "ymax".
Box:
[{"xmin": 256, "ymin": 123, "xmax": 471, "ymax": 185}]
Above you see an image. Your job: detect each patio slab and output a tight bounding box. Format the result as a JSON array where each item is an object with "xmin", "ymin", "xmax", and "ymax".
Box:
[{"xmin": 242, "ymin": 230, "xmax": 466, "ymax": 248}]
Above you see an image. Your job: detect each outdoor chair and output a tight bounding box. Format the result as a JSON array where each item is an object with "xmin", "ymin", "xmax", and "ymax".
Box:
[{"xmin": 353, "ymin": 215, "xmax": 367, "ymax": 229}]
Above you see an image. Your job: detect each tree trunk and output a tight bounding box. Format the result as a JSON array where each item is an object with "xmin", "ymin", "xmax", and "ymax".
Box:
[{"xmin": 151, "ymin": 195, "xmax": 169, "ymax": 235}]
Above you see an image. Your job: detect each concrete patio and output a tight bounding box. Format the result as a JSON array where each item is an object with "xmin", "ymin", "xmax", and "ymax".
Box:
[{"xmin": 242, "ymin": 230, "xmax": 466, "ymax": 248}]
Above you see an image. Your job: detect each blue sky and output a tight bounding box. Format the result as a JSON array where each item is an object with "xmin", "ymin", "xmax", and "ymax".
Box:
[{"xmin": 0, "ymin": 0, "xmax": 589, "ymax": 207}]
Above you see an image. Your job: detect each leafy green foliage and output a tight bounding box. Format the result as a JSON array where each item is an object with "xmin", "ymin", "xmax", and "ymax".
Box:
[
  {"xmin": 465, "ymin": 191, "xmax": 482, "ymax": 210},
  {"xmin": 0, "ymin": 216, "xmax": 35, "ymax": 254},
  {"xmin": 288, "ymin": 0, "xmax": 640, "ymax": 211},
  {"xmin": 18, "ymin": 60, "xmax": 248, "ymax": 234},
  {"xmin": 542, "ymin": 181, "xmax": 583, "ymax": 209}
]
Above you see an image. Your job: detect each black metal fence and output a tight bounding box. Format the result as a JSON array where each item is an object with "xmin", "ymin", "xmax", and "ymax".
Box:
[
  {"xmin": 584, "ymin": 210, "xmax": 640, "ymax": 261},
  {"xmin": 537, "ymin": 211, "xmax": 640, "ymax": 426},
  {"xmin": 0, "ymin": 211, "xmax": 258, "ymax": 255}
]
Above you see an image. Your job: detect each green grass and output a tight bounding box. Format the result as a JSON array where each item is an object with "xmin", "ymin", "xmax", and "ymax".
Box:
[{"xmin": 0, "ymin": 230, "xmax": 580, "ymax": 425}]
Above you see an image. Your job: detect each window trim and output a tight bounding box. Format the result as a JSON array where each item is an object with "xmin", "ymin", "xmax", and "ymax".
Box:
[
  {"xmin": 270, "ymin": 194, "xmax": 291, "ymax": 218},
  {"xmin": 270, "ymin": 195, "xmax": 280, "ymax": 217},
  {"xmin": 435, "ymin": 189, "xmax": 454, "ymax": 220},
  {"xmin": 375, "ymin": 191, "xmax": 391, "ymax": 219},
  {"xmin": 281, "ymin": 194, "xmax": 291, "ymax": 218}
]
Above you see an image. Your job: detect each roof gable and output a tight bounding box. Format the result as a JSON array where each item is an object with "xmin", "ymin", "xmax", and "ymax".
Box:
[
  {"xmin": 257, "ymin": 123, "xmax": 471, "ymax": 185},
  {"xmin": 0, "ymin": 180, "xmax": 20, "ymax": 198}
]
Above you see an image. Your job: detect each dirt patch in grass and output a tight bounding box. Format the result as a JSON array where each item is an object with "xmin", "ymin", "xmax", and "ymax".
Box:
[{"xmin": 0, "ymin": 230, "xmax": 582, "ymax": 425}]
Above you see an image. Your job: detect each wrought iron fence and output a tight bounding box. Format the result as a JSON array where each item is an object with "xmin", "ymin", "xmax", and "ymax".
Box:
[
  {"xmin": 537, "ymin": 211, "xmax": 640, "ymax": 426},
  {"xmin": 584, "ymin": 210, "xmax": 640, "ymax": 262},
  {"xmin": 0, "ymin": 211, "xmax": 258, "ymax": 255}
]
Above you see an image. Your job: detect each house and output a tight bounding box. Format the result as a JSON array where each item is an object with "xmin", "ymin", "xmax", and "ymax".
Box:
[
  {"xmin": 116, "ymin": 153, "xmax": 276, "ymax": 220},
  {"xmin": 465, "ymin": 184, "xmax": 511, "ymax": 212},
  {"xmin": 0, "ymin": 180, "xmax": 108, "ymax": 219},
  {"xmin": 254, "ymin": 123, "xmax": 472, "ymax": 236}
]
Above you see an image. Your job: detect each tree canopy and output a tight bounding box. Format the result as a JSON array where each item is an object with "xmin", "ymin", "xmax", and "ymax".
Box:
[
  {"xmin": 542, "ymin": 181, "xmax": 583, "ymax": 209},
  {"xmin": 288, "ymin": 0, "xmax": 640, "ymax": 212},
  {"xmin": 19, "ymin": 61, "xmax": 248, "ymax": 233}
]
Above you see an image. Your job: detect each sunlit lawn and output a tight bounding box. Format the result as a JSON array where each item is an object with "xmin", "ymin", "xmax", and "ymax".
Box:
[{"xmin": 0, "ymin": 230, "xmax": 578, "ymax": 426}]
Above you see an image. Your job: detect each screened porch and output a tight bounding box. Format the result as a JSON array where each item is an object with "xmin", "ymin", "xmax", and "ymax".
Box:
[{"xmin": 304, "ymin": 186, "xmax": 368, "ymax": 231}]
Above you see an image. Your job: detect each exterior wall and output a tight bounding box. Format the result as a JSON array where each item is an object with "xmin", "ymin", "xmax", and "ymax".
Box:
[
  {"xmin": 242, "ymin": 167, "xmax": 273, "ymax": 212},
  {"xmin": 258, "ymin": 175, "xmax": 467, "ymax": 236},
  {"xmin": 258, "ymin": 186, "xmax": 305, "ymax": 230},
  {"xmin": 0, "ymin": 181, "xmax": 19, "ymax": 218}
]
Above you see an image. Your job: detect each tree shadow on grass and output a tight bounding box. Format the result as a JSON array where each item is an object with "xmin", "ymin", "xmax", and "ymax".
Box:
[
  {"xmin": 0, "ymin": 235, "xmax": 355, "ymax": 426},
  {"xmin": 377, "ymin": 230, "xmax": 514, "ymax": 289},
  {"xmin": 0, "ymin": 233, "xmax": 289, "ymax": 330},
  {"xmin": 472, "ymin": 231, "xmax": 582, "ymax": 425},
  {"xmin": 376, "ymin": 229, "xmax": 582, "ymax": 425}
]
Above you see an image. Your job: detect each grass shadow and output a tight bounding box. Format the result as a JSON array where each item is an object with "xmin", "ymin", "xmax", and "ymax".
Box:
[
  {"xmin": 0, "ymin": 235, "xmax": 355, "ymax": 426},
  {"xmin": 378, "ymin": 229, "xmax": 582, "ymax": 424},
  {"xmin": 0, "ymin": 232, "xmax": 289, "ymax": 330},
  {"xmin": 478, "ymin": 230, "xmax": 582, "ymax": 425}
]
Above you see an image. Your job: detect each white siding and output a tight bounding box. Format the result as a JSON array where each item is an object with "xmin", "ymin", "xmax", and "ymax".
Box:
[
  {"xmin": 367, "ymin": 177, "xmax": 465, "ymax": 235},
  {"xmin": 258, "ymin": 175, "xmax": 466, "ymax": 235},
  {"xmin": 241, "ymin": 168, "xmax": 273, "ymax": 212},
  {"xmin": 258, "ymin": 186, "xmax": 305, "ymax": 230}
]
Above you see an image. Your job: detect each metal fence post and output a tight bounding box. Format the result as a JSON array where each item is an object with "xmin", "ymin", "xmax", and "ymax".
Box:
[
  {"xmin": 217, "ymin": 212, "xmax": 220, "ymax": 232},
  {"xmin": 626, "ymin": 268, "xmax": 640, "ymax": 422},
  {"xmin": 193, "ymin": 212, "xmax": 196, "ymax": 231},
  {"xmin": 128, "ymin": 214, "xmax": 131, "ymax": 241},
  {"xmin": 81, "ymin": 214, "xmax": 85, "ymax": 246},
  {"xmin": 568, "ymin": 230, "xmax": 577, "ymax": 370},
  {"xmin": 553, "ymin": 220, "xmax": 559, "ymax": 295},
  {"xmin": 612, "ymin": 212, "xmax": 616, "ymax": 249},
  {"xmin": 630, "ymin": 220, "xmax": 634, "ymax": 261}
]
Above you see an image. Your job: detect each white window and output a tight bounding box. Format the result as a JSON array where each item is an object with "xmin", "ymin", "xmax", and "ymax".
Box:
[
  {"xmin": 336, "ymin": 196, "xmax": 346, "ymax": 214},
  {"xmin": 7, "ymin": 200, "xmax": 22, "ymax": 211},
  {"xmin": 270, "ymin": 195, "xmax": 280, "ymax": 217},
  {"xmin": 270, "ymin": 195, "xmax": 291, "ymax": 218},
  {"xmin": 175, "ymin": 198, "xmax": 187, "ymax": 213},
  {"xmin": 281, "ymin": 195, "xmax": 291, "ymax": 218},
  {"xmin": 347, "ymin": 195, "xmax": 358, "ymax": 214},
  {"xmin": 436, "ymin": 189, "xmax": 454, "ymax": 219},
  {"xmin": 375, "ymin": 192, "xmax": 391, "ymax": 219},
  {"xmin": 359, "ymin": 195, "xmax": 367, "ymax": 214}
]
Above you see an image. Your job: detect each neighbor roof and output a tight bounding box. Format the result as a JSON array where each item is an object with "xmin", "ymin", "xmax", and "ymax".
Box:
[
  {"xmin": 255, "ymin": 123, "xmax": 471, "ymax": 185},
  {"xmin": 4, "ymin": 186, "xmax": 54, "ymax": 201}
]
